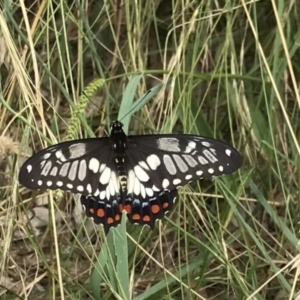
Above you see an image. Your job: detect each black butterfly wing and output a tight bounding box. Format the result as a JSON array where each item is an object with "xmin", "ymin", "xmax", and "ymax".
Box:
[
  {"xmin": 126, "ymin": 134, "xmax": 241, "ymax": 190},
  {"xmin": 80, "ymin": 194, "xmax": 122, "ymax": 234},
  {"xmin": 124, "ymin": 134, "xmax": 241, "ymax": 227},
  {"xmin": 124, "ymin": 188, "xmax": 178, "ymax": 229},
  {"xmin": 19, "ymin": 138, "xmax": 114, "ymax": 195},
  {"xmin": 19, "ymin": 138, "xmax": 123, "ymax": 231}
]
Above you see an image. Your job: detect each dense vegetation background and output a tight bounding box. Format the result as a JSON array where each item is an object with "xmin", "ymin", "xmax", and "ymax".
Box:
[{"xmin": 0, "ymin": 1, "xmax": 299, "ymax": 299}]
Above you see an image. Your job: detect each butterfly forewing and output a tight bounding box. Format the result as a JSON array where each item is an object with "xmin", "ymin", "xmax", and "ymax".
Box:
[
  {"xmin": 125, "ymin": 134, "xmax": 241, "ymax": 192},
  {"xmin": 19, "ymin": 138, "xmax": 118, "ymax": 197}
]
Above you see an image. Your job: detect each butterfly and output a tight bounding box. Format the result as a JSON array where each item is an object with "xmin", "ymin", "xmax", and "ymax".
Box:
[{"xmin": 19, "ymin": 120, "xmax": 242, "ymax": 234}]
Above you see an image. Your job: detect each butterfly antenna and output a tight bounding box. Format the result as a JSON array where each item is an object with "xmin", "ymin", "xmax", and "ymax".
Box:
[
  {"xmin": 119, "ymin": 89, "xmax": 152, "ymax": 123},
  {"xmin": 81, "ymin": 91, "xmax": 111, "ymax": 119}
]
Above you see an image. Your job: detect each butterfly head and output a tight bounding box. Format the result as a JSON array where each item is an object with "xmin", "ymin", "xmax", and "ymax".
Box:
[
  {"xmin": 110, "ymin": 121, "xmax": 125, "ymax": 139},
  {"xmin": 110, "ymin": 121, "xmax": 124, "ymax": 130}
]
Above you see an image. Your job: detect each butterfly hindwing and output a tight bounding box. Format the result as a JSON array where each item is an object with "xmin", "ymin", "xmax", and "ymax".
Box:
[
  {"xmin": 81, "ymin": 194, "xmax": 122, "ymax": 234},
  {"xmin": 125, "ymin": 189, "xmax": 177, "ymax": 228},
  {"xmin": 80, "ymin": 189, "xmax": 177, "ymax": 232}
]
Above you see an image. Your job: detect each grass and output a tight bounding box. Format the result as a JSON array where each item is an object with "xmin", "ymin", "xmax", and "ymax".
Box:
[{"xmin": 0, "ymin": 0, "xmax": 300, "ymax": 299}]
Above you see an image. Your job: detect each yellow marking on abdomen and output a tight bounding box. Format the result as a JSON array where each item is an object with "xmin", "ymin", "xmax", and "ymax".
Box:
[{"xmin": 119, "ymin": 175, "xmax": 127, "ymax": 192}]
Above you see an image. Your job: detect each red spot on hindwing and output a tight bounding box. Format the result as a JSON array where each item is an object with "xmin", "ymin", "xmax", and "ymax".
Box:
[
  {"xmin": 96, "ymin": 209, "xmax": 105, "ymax": 218},
  {"xmin": 151, "ymin": 204, "xmax": 160, "ymax": 214},
  {"xmin": 132, "ymin": 213, "xmax": 141, "ymax": 220},
  {"xmin": 107, "ymin": 217, "xmax": 114, "ymax": 224},
  {"xmin": 162, "ymin": 202, "xmax": 169, "ymax": 209},
  {"xmin": 124, "ymin": 204, "xmax": 132, "ymax": 214},
  {"xmin": 143, "ymin": 215, "xmax": 150, "ymax": 222}
]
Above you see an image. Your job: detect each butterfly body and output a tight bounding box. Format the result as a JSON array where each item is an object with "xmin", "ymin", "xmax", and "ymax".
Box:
[
  {"xmin": 110, "ymin": 121, "xmax": 128, "ymax": 193},
  {"xmin": 19, "ymin": 121, "xmax": 242, "ymax": 233}
]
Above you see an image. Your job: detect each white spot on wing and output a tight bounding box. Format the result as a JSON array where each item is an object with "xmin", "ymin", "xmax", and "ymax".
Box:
[
  {"xmin": 203, "ymin": 149, "xmax": 218, "ymax": 163},
  {"xmin": 162, "ymin": 178, "xmax": 170, "ymax": 189},
  {"xmin": 127, "ymin": 170, "xmax": 135, "ymax": 194},
  {"xmin": 157, "ymin": 138, "xmax": 181, "ymax": 152},
  {"xmin": 55, "ymin": 150, "xmax": 66, "ymax": 162},
  {"xmin": 89, "ymin": 158, "xmax": 100, "ymax": 173},
  {"xmin": 133, "ymin": 199, "xmax": 140, "ymax": 206},
  {"xmin": 27, "ymin": 165, "xmax": 32, "ymax": 173},
  {"xmin": 68, "ymin": 160, "xmax": 79, "ymax": 181},
  {"xmin": 208, "ymin": 168, "xmax": 214, "ymax": 174},
  {"xmin": 146, "ymin": 154, "xmax": 161, "ymax": 170},
  {"xmin": 111, "ymin": 171, "xmax": 119, "ymax": 194},
  {"xmin": 77, "ymin": 185, "xmax": 84, "ymax": 192},
  {"xmin": 196, "ymin": 170, "xmax": 203, "ymax": 176},
  {"xmin": 152, "ymin": 185, "xmax": 160, "ymax": 192},
  {"xmin": 67, "ymin": 183, "xmax": 73, "ymax": 189},
  {"xmin": 172, "ymin": 154, "xmax": 188, "ymax": 172},
  {"xmin": 43, "ymin": 153, "xmax": 51, "ymax": 159},
  {"xmin": 78, "ymin": 160, "xmax": 87, "ymax": 181},
  {"xmin": 185, "ymin": 174, "xmax": 192, "ymax": 180},
  {"xmin": 41, "ymin": 161, "xmax": 52, "ymax": 176},
  {"xmin": 163, "ymin": 155, "xmax": 177, "ymax": 175},
  {"xmin": 69, "ymin": 143, "xmax": 86, "ymax": 159},
  {"xmin": 99, "ymin": 163, "xmax": 106, "ymax": 173},
  {"xmin": 57, "ymin": 181, "xmax": 63, "ymax": 187},
  {"xmin": 47, "ymin": 181, "xmax": 52, "ymax": 186},
  {"xmin": 133, "ymin": 177, "xmax": 140, "ymax": 195},
  {"xmin": 210, "ymin": 148, "xmax": 217, "ymax": 155},
  {"xmin": 109, "ymin": 179, "xmax": 115, "ymax": 196},
  {"xmin": 87, "ymin": 183, "xmax": 92, "ymax": 194},
  {"xmin": 99, "ymin": 167, "xmax": 111, "ymax": 185},
  {"xmin": 226, "ymin": 149, "xmax": 232, "ymax": 156},
  {"xmin": 140, "ymin": 184, "xmax": 146, "ymax": 199},
  {"xmin": 184, "ymin": 141, "xmax": 196, "ymax": 153},
  {"xmin": 59, "ymin": 162, "xmax": 70, "ymax": 177},
  {"xmin": 100, "ymin": 190, "xmax": 106, "ymax": 200},
  {"xmin": 55, "ymin": 151, "xmax": 62, "ymax": 159},
  {"xmin": 38, "ymin": 180, "xmax": 43, "ymax": 186},
  {"xmin": 50, "ymin": 166, "xmax": 58, "ymax": 176},
  {"xmin": 134, "ymin": 165, "xmax": 149, "ymax": 182},
  {"xmin": 146, "ymin": 188, "xmax": 154, "ymax": 197},
  {"xmin": 139, "ymin": 161, "xmax": 149, "ymax": 170},
  {"xmin": 198, "ymin": 156, "xmax": 209, "ymax": 165},
  {"xmin": 202, "ymin": 141, "xmax": 211, "ymax": 147},
  {"xmin": 173, "ymin": 178, "xmax": 181, "ymax": 185},
  {"xmin": 182, "ymin": 155, "xmax": 198, "ymax": 167},
  {"xmin": 219, "ymin": 166, "xmax": 224, "ymax": 172}
]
